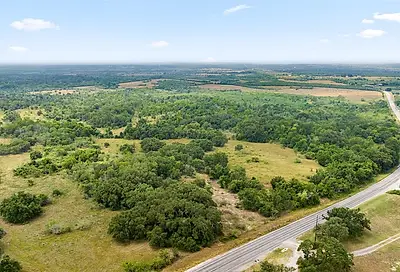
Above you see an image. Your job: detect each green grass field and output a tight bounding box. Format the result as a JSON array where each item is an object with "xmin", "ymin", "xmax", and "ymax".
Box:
[
  {"xmin": 216, "ymin": 140, "xmax": 320, "ymax": 184},
  {"xmin": 16, "ymin": 108, "xmax": 46, "ymax": 121}
]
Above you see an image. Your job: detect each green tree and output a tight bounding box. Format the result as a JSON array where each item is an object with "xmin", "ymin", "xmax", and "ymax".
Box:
[
  {"xmin": 0, "ymin": 192, "xmax": 49, "ymax": 224},
  {"xmin": 316, "ymin": 217, "xmax": 349, "ymax": 241},
  {"xmin": 324, "ymin": 208, "xmax": 371, "ymax": 238},
  {"xmin": 140, "ymin": 138, "xmax": 166, "ymax": 153},
  {"xmin": 297, "ymin": 238, "xmax": 353, "ymax": 272}
]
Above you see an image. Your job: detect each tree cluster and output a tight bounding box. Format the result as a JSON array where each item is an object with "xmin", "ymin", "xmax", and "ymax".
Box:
[{"xmin": 0, "ymin": 192, "xmax": 49, "ymax": 224}]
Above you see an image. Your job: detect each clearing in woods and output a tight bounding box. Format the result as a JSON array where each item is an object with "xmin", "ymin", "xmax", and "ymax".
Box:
[
  {"xmin": 118, "ymin": 79, "xmax": 159, "ymax": 89},
  {"xmin": 199, "ymin": 84, "xmax": 383, "ymax": 103},
  {"xmin": 16, "ymin": 108, "xmax": 46, "ymax": 121}
]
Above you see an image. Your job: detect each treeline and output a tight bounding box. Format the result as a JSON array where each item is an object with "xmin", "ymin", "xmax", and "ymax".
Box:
[{"xmin": 0, "ymin": 117, "xmax": 98, "ymax": 155}]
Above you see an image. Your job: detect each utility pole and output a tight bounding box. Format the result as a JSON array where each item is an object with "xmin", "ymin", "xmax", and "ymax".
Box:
[{"xmin": 314, "ymin": 215, "xmax": 319, "ymax": 244}]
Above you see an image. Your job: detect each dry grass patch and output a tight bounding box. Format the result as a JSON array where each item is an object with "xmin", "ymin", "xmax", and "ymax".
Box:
[
  {"xmin": 0, "ymin": 153, "xmax": 158, "ymax": 272},
  {"xmin": 16, "ymin": 108, "xmax": 46, "ymax": 121},
  {"xmin": 95, "ymin": 138, "xmax": 141, "ymax": 154},
  {"xmin": 0, "ymin": 138, "xmax": 12, "ymax": 145},
  {"xmin": 261, "ymin": 87, "xmax": 383, "ymax": 103},
  {"xmin": 217, "ymin": 140, "xmax": 319, "ymax": 184},
  {"xmin": 199, "ymin": 84, "xmax": 382, "ymax": 103},
  {"xmin": 29, "ymin": 89, "xmax": 76, "ymax": 95},
  {"xmin": 210, "ymin": 181, "xmax": 266, "ymax": 238},
  {"xmin": 354, "ymin": 240, "xmax": 400, "ymax": 272},
  {"xmin": 279, "ymin": 79, "xmax": 347, "ymax": 85},
  {"xmin": 119, "ymin": 79, "xmax": 159, "ymax": 89}
]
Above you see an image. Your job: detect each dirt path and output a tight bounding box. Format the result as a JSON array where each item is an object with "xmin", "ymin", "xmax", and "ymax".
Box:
[{"xmin": 352, "ymin": 233, "xmax": 400, "ymax": 257}]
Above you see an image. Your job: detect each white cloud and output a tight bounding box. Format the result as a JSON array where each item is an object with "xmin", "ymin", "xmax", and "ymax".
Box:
[
  {"xmin": 358, "ymin": 29, "xmax": 386, "ymax": 38},
  {"xmin": 319, "ymin": 39, "xmax": 330, "ymax": 43},
  {"xmin": 362, "ymin": 19, "xmax": 375, "ymax": 24},
  {"xmin": 10, "ymin": 18, "xmax": 59, "ymax": 31},
  {"xmin": 338, "ymin": 34, "xmax": 351, "ymax": 38},
  {"xmin": 9, "ymin": 46, "xmax": 28, "ymax": 52},
  {"xmin": 151, "ymin": 41, "xmax": 169, "ymax": 48},
  {"xmin": 373, "ymin": 12, "xmax": 400, "ymax": 22},
  {"xmin": 224, "ymin": 4, "xmax": 251, "ymax": 15},
  {"xmin": 203, "ymin": 57, "xmax": 217, "ymax": 63}
]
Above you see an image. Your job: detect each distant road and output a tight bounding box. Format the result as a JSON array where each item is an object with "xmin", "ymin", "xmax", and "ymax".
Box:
[{"xmin": 187, "ymin": 92, "xmax": 400, "ymax": 272}]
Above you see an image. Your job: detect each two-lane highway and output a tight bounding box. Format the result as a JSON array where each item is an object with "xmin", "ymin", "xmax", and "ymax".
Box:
[{"xmin": 187, "ymin": 92, "xmax": 400, "ymax": 272}]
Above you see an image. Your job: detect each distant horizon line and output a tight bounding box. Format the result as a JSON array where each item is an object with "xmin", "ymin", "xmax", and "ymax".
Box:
[{"xmin": 1, "ymin": 61, "xmax": 400, "ymax": 66}]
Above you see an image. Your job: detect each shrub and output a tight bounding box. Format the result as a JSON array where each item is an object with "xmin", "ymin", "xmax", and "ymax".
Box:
[
  {"xmin": 104, "ymin": 142, "xmax": 110, "ymax": 148},
  {"xmin": 45, "ymin": 221, "xmax": 72, "ymax": 235},
  {"xmin": 29, "ymin": 150, "xmax": 43, "ymax": 160},
  {"xmin": 235, "ymin": 144, "xmax": 244, "ymax": 151},
  {"xmin": 0, "ymin": 227, "xmax": 5, "ymax": 239},
  {"xmin": 124, "ymin": 249, "xmax": 179, "ymax": 272},
  {"xmin": 387, "ymin": 190, "xmax": 400, "ymax": 196},
  {"xmin": 0, "ymin": 255, "xmax": 22, "ymax": 272},
  {"xmin": 0, "ymin": 192, "xmax": 49, "ymax": 224},
  {"xmin": 52, "ymin": 189, "xmax": 63, "ymax": 197},
  {"xmin": 119, "ymin": 144, "xmax": 135, "ymax": 154}
]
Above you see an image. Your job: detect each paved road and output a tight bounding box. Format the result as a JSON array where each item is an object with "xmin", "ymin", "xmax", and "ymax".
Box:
[{"xmin": 187, "ymin": 92, "xmax": 400, "ymax": 272}]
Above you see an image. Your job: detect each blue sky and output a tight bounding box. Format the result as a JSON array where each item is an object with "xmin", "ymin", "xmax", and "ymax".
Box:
[{"xmin": 1, "ymin": 0, "xmax": 400, "ymax": 63}]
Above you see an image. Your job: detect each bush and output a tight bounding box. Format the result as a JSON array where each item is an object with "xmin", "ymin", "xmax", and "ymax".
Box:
[
  {"xmin": 104, "ymin": 142, "xmax": 110, "ymax": 148},
  {"xmin": 255, "ymin": 261, "xmax": 295, "ymax": 272},
  {"xmin": 0, "ymin": 255, "xmax": 22, "ymax": 272},
  {"xmin": 387, "ymin": 190, "xmax": 400, "ymax": 196},
  {"xmin": 0, "ymin": 192, "xmax": 49, "ymax": 224},
  {"xmin": 234, "ymin": 144, "xmax": 244, "ymax": 151},
  {"xmin": 52, "ymin": 189, "xmax": 63, "ymax": 197},
  {"xmin": 119, "ymin": 143, "xmax": 135, "ymax": 154},
  {"xmin": 45, "ymin": 221, "xmax": 72, "ymax": 235},
  {"xmin": 29, "ymin": 150, "xmax": 43, "ymax": 160},
  {"xmin": 0, "ymin": 228, "xmax": 5, "ymax": 239},
  {"xmin": 124, "ymin": 249, "xmax": 179, "ymax": 272}
]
